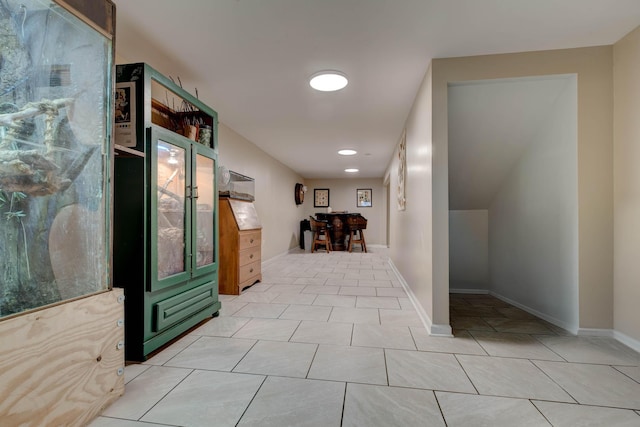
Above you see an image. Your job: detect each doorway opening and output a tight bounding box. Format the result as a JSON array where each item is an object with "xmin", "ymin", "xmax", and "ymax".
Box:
[{"xmin": 447, "ymin": 75, "xmax": 579, "ymax": 333}]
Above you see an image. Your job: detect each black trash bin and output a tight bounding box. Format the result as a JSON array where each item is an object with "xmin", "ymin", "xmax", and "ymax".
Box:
[{"xmin": 300, "ymin": 219, "xmax": 311, "ymax": 249}]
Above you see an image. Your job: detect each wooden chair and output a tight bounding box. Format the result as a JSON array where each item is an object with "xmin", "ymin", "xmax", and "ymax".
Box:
[
  {"xmin": 346, "ymin": 215, "xmax": 367, "ymax": 253},
  {"xmin": 309, "ymin": 216, "xmax": 332, "ymax": 253}
]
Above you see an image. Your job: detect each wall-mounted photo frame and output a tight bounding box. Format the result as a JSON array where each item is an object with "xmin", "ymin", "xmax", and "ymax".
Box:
[
  {"xmin": 397, "ymin": 129, "xmax": 406, "ymax": 211},
  {"xmin": 357, "ymin": 189, "xmax": 372, "ymax": 207},
  {"xmin": 314, "ymin": 188, "xmax": 330, "ymax": 207}
]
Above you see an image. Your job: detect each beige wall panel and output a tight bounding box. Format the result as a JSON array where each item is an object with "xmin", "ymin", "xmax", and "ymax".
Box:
[
  {"xmin": 387, "ymin": 46, "xmax": 614, "ymax": 331},
  {"xmin": 613, "ymin": 25, "xmax": 640, "ymax": 344},
  {"xmin": 304, "ymin": 178, "xmax": 386, "ymax": 246},
  {"xmin": 430, "ymin": 46, "xmax": 614, "ymax": 330},
  {"xmin": 218, "ymin": 123, "xmax": 305, "ymax": 260},
  {"xmin": 385, "ymin": 64, "xmax": 440, "ymax": 331}
]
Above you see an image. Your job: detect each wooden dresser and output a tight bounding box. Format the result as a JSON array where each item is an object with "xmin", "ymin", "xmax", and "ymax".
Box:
[{"xmin": 219, "ymin": 197, "xmax": 262, "ymax": 294}]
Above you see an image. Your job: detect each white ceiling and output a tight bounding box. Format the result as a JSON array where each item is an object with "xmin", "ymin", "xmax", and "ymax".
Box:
[{"xmin": 114, "ymin": 0, "xmax": 640, "ymax": 181}]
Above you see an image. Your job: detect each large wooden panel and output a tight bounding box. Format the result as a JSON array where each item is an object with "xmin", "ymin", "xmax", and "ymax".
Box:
[{"xmin": 0, "ymin": 289, "xmax": 125, "ymax": 426}]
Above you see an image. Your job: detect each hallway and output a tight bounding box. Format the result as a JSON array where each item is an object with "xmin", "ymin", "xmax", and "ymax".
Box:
[{"xmin": 92, "ymin": 249, "xmax": 640, "ymax": 426}]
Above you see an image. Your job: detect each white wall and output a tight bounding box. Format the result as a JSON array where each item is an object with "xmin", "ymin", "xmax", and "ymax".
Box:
[
  {"xmin": 304, "ymin": 178, "xmax": 386, "ymax": 246},
  {"xmin": 613, "ymin": 25, "xmax": 640, "ymax": 345},
  {"xmin": 218, "ymin": 124, "xmax": 305, "ymax": 260},
  {"xmin": 449, "ymin": 210, "xmax": 489, "ymax": 292},
  {"xmin": 489, "ymin": 78, "xmax": 579, "ymax": 331},
  {"xmin": 385, "ymin": 64, "xmax": 447, "ymax": 334}
]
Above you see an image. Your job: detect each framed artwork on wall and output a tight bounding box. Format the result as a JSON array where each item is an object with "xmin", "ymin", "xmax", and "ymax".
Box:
[
  {"xmin": 397, "ymin": 129, "xmax": 406, "ymax": 210},
  {"xmin": 314, "ymin": 188, "xmax": 330, "ymax": 207},
  {"xmin": 357, "ymin": 189, "xmax": 372, "ymax": 207}
]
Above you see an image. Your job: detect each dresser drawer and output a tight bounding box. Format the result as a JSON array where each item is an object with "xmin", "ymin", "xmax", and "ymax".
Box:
[
  {"xmin": 239, "ymin": 230, "xmax": 261, "ymax": 250},
  {"xmin": 239, "ymin": 245, "xmax": 261, "ymax": 267},
  {"xmin": 239, "ymin": 259, "xmax": 261, "ymax": 283}
]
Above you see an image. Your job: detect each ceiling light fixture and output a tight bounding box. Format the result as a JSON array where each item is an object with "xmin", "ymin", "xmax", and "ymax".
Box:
[
  {"xmin": 338, "ymin": 149, "xmax": 357, "ymax": 156},
  {"xmin": 345, "ymin": 168, "xmax": 359, "ymax": 173},
  {"xmin": 310, "ymin": 70, "xmax": 348, "ymax": 92}
]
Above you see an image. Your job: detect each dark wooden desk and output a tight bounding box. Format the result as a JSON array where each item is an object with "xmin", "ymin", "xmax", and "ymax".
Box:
[{"xmin": 315, "ymin": 212, "xmax": 364, "ymax": 251}]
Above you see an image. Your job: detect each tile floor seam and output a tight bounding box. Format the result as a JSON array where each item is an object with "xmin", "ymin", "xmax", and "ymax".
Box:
[
  {"xmin": 101, "ymin": 415, "xmax": 182, "ymax": 427},
  {"xmin": 431, "ymin": 391, "xmax": 450, "ymax": 427},
  {"xmin": 234, "ymin": 374, "xmax": 269, "ymax": 426},
  {"xmin": 529, "ymin": 359, "xmax": 580, "ymax": 405},
  {"xmin": 612, "ymin": 366, "xmax": 640, "ymax": 384},
  {"xmin": 339, "ymin": 382, "xmax": 347, "ymax": 427},
  {"xmin": 532, "ymin": 334, "xmax": 571, "ymax": 362},
  {"xmin": 407, "ymin": 322, "xmax": 419, "ymax": 350},
  {"xmin": 137, "ymin": 368, "xmax": 196, "ymax": 423},
  {"xmin": 303, "ymin": 343, "xmax": 321, "ymax": 379},
  {"xmin": 452, "ymin": 353, "xmax": 480, "ymax": 396},
  {"xmin": 532, "ymin": 398, "xmax": 640, "ymax": 412},
  {"xmin": 156, "ymin": 335, "xmax": 204, "ymax": 367},
  {"xmin": 527, "ymin": 399, "xmax": 554, "ymax": 426},
  {"xmin": 349, "ymin": 322, "xmax": 354, "ymax": 346},
  {"xmin": 229, "ymin": 339, "xmax": 260, "ymax": 373}
]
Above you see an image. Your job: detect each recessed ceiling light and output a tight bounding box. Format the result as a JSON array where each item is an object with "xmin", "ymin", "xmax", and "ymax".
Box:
[
  {"xmin": 338, "ymin": 149, "xmax": 357, "ymax": 156},
  {"xmin": 310, "ymin": 70, "xmax": 348, "ymax": 92},
  {"xmin": 345, "ymin": 168, "xmax": 359, "ymax": 173}
]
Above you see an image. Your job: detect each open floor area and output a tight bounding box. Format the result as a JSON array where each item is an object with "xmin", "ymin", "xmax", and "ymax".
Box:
[{"xmin": 92, "ymin": 249, "xmax": 640, "ymax": 426}]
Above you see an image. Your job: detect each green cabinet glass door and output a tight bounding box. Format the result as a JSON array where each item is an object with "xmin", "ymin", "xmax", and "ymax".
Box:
[
  {"xmin": 149, "ymin": 127, "xmax": 192, "ymax": 291},
  {"xmin": 148, "ymin": 126, "xmax": 217, "ymax": 292},
  {"xmin": 192, "ymin": 144, "xmax": 217, "ymax": 276}
]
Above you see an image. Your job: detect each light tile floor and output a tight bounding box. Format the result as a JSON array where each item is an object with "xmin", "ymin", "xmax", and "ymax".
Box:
[{"xmin": 92, "ymin": 248, "xmax": 640, "ymax": 427}]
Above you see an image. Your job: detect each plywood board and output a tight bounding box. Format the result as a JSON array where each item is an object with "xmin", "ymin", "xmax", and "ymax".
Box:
[{"xmin": 0, "ymin": 289, "xmax": 125, "ymax": 426}]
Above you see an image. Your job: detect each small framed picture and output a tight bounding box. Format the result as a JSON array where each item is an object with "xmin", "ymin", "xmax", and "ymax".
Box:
[
  {"xmin": 114, "ymin": 82, "xmax": 136, "ymax": 147},
  {"xmin": 314, "ymin": 188, "xmax": 330, "ymax": 207},
  {"xmin": 357, "ymin": 189, "xmax": 372, "ymax": 207}
]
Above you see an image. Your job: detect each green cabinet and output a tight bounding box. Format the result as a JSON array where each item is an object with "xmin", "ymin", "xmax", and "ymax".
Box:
[{"xmin": 114, "ymin": 63, "xmax": 220, "ymax": 361}]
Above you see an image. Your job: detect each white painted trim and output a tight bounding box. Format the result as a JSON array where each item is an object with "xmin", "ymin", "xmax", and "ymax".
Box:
[
  {"xmin": 450, "ymin": 288, "xmax": 489, "ymax": 295},
  {"xmin": 261, "ymin": 249, "xmax": 296, "ymax": 269},
  {"xmin": 577, "ymin": 328, "xmax": 614, "ymax": 337},
  {"xmin": 612, "ymin": 330, "xmax": 640, "ymax": 353},
  {"xmin": 387, "ymin": 259, "xmax": 453, "ymax": 337},
  {"xmin": 430, "ymin": 323, "xmax": 454, "ymax": 337},
  {"xmin": 489, "ymin": 291, "xmax": 577, "ymax": 334}
]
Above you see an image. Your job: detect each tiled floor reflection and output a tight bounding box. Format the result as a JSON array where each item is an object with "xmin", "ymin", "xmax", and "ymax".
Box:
[{"xmin": 92, "ymin": 249, "xmax": 640, "ymax": 427}]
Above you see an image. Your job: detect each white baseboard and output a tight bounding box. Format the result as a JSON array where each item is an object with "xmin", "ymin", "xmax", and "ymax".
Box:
[
  {"xmin": 430, "ymin": 323, "xmax": 454, "ymax": 337},
  {"xmin": 490, "ymin": 293, "xmax": 640, "ymax": 353},
  {"xmin": 387, "ymin": 259, "xmax": 453, "ymax": 337},
  {"xmin": 261, "ymin": 249, "xmax": 298, "ymax": 269},
  {"xmin": 576, "ymin": 328, "xmax": 640, "ymax": 353},
  {"xmin": 612, "ymin": 330, "xmax": 640, "ymax": 353},
  {"xmin": 576, "ymin": 328, "xmax": 614, "ymax": 338},
  {"xmin": 489, "ymin": 291, "xmax": 578, "ymax": 334},
  {"xmin": 450, "ymin": 289, "xmax": 489, "ymax": 295}
]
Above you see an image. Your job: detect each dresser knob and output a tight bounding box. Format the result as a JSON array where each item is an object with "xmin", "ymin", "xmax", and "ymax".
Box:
[
  {"xmin": 250, "ymin": 239, "xmax": 254, "ymax": 243},
  {"xmin": 250, "ymin": 268, "xmax": 254, "ymax": 273},
  {"xmin": 250, "ymin": 254, "xmax": 254, "ymax": 259}
]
